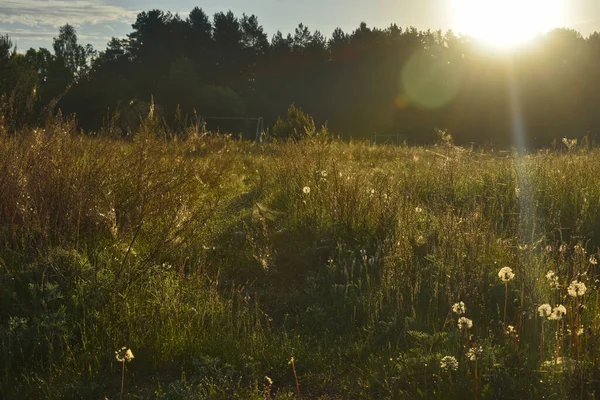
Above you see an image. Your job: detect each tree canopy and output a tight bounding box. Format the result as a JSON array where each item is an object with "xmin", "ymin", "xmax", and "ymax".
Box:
[{"xmin": 2, "ymin": 10, "xmax": 600, "ymax": 146}]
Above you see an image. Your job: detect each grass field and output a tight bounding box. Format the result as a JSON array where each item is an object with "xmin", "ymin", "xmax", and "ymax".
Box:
[{"xmin": 2, "ymin": 117, "xmax": 600, "ymax": 399}]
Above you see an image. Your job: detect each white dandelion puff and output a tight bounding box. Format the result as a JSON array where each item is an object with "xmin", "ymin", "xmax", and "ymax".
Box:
[
  {"xmin": 574, "ymin": 243, "xmax": 586, "ymax": 255},
  {"xmin": 452, "ymin": 301, "xmax": 466, "ymax": 315},
  {"xmin": 115, "ymin": 347, "xmax": 134, "ymax": 363},
  {"xmin": 440, "ymin": 355, "xmax": 459, "ymax": 370},
  {"xmin": 458, "ymin": 317, "xmax": 473, "ymax": 330},
  {"xmin": 538, "ymin": 304, "xmax": 552, "ymax": 318},
  {"xmin": 498, "ymin": 267, "xmax": 515, "ymax": 283},
  {"xmin": 466, "ymin": 346, "xmax": 482, "ymax": 361},
  {"xmin": 567, "ymin": 281, "xmax": 586, "ymax": 297},
  {"xmin": 548, "ymin": 305, "xmax": 567, "ymax": 320},
  {"xmin": 303, "ymin": 186, "xmax": 311, "ymax": 194}
]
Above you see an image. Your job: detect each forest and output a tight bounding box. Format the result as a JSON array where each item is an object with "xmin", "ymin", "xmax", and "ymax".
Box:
[{"xmin": 2, "ymin": 7, "xmax": 600, "ymax": 146}]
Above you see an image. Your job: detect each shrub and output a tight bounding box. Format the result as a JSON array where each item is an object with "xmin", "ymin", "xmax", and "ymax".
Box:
[{"xmin": 271, "ymin": 104, "xmax": 316, "ymax": 141}]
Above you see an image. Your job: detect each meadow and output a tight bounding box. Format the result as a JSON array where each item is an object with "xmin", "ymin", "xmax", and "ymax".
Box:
[{"xmin": 2, "ymin": 114, "xmax": 600, "ymax": 399}]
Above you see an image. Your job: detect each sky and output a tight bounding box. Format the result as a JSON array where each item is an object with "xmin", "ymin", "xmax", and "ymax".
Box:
[{"xmin": 1, "ymin": 0, "xmax": 600, "ymax": 52}]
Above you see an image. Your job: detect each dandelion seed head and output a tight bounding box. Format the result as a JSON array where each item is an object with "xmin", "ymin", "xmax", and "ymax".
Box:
[
  {"xmin": 458, "ymin": 317, "xmax": 473, "ymax": 330},
  {"xmin": 575, "ymin": 243, "xmax": 586, "ymax": 255},
  {"xmin": 568, "ymin": 280, "xmax": 587, "ymax": 297},
  {"xmin": 548, "ymin": 305, "xmax": 567, "ymax": 320},
  {"xmin": 440, "ymin": 355, "xmax": 458, "ymax": 370},
  {"xmin": 115, "ymin": 347, "xmax": 134, "ymax": 362},
  {"xmin": 466, "ymin": 346, "xmax": 482, "ymax": 361},
  {"xmin": 302, "ymin": 186, "xmax": 310, "ymax": 194},
  {"xmin": 538, "ymin": 304, "xmax": 552, "ymax": 318},
  {"xmin": 452, "ymin": 301, "xmax": 466, "ymax": 315},
  {"xmin": 498, "ymin": 267, "xmax": 515, "ymax": 283}
]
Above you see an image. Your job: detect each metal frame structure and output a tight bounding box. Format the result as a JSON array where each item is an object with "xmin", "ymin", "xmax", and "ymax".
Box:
[
  {"xmin": 370, "ymin": 132, "xmax": 406, "ymax": 145},
  {"xmin": 198, "ymin": 116, "xmax": 265, "ymax": 141}
]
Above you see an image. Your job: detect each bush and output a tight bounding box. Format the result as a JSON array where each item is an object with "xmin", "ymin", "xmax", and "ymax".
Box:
[{"xmin": 271, "ymin": 104, "xmax": 316, "ymax": 141}]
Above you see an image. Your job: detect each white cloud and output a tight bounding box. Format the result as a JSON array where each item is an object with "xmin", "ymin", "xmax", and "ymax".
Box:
[{"xmin": 0, "ymin": 0, "xmax": 138, "ymax": 27}]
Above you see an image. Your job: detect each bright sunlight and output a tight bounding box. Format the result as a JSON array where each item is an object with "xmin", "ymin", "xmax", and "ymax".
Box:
[{"xmin": 452, "ymin": 0, "xmax": 566, "ymax": 49}]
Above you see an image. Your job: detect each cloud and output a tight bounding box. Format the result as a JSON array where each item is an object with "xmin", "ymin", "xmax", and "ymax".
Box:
[
  {"xmin": 0, "ymin": 0, "xmax": 138, "ymax": 27},
  {"xmin": 6, "ymin": 27, "xmax": 113, "ymax": 49}
]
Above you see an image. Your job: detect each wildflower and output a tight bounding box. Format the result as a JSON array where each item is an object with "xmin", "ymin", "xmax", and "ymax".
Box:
[
  {"xmin": 467, "ymin": 347, "xmax": 482, "ymax": 361},
  {"xmin": 415, "ymin": 206, "xmax": 423, "ymax": 213},
  {"xmin": 265, "ymin": 376, "xmax": 273, "ymax": 385},
  {"xmin": 590, "ymin": 255, "xmax": 598, "ymax": 265},
  {"xmin": 562, "ymin": 137, "xmax": 577, "ymax": 149},
  {"xmin": 518, "ymin": 244, "xmax": 528, "ymax": 251},
  {"xmin": 546, "ymin": 271, "xmax": 560, "ymax": 289},
  {"xmin": 458, "ymin": 317, "xmax": 473, "ymax": 330},
  {"xmin": 440, "ymin": 355, "xmax": 459, "ymax": 370},
  {"xmin": 498, "ymin": 267, "xmax": 515, "ymax": 283},
  {"xmin": 538, "ymin": 304, "xmax": 552, "ymax": 318},
  {"xmin": 452, "ymin": 301, "xmax": 466, "ymax": 315},
  {"xmin": 320, "ymin": 170, "xmax": 327, "ymax": 177},
  {"xmin": 506, "ymin": 325, "xmax": 517, "ymax": 335},
  {"xmin": 559, "ymin": 243, "xmax": 568, "ymax": 254},
  {"xmin": 115, "ymin": 347, "xmax": 134, "ymax": 363},
  {"xmin": 302, "ymin": 186, "xmax": 310, "ymax": 194},
  {"xmin": 568, "ymin": 281, "xmax": 587, "ymax": 297},
  {"xmin": 548, "ymin": 305, "xmax": 567, "ymax": 320},
  {"xmin": 545, "ymin": 245, "xmax": 553, "ymax": 253}
]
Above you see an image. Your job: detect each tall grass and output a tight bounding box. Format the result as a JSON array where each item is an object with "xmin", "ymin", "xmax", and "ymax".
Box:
[{"xmin": 2, "ymin": 115, "xmax": 600, "ymax": 398}]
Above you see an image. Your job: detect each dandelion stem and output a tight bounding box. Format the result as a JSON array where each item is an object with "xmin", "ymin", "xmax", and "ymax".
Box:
[
  {"xmin": 290, "ymin": 357, "xmax": 300, "ymax": 399},
  {"xmin": 575, "ymin": 296, "xmax": 580, "ymax": 370},
  {"xmin": 120, "ymin": 359, "xmax": 125, "ymax": 400},
  {"xmin": 475, "ymin": 357, "xmax": 479, "ymax": 398},
  {"xmin": 555, "ymin": 320, "xmax": 560, "ymax": 372},
  {"xmin": 504, "ymin": 281, "xmax": 508, "ymax": 331},
  {"xmin": 540, "ymin": 320, "xmax": 544, "ymax": 361}
]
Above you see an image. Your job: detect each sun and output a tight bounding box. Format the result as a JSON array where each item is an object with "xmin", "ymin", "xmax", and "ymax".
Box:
[{"xmin": 451, "ymin": 0, "xmax": 566, "ymax": 50}]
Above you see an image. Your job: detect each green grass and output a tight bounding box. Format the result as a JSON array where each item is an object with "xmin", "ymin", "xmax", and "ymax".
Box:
[{"xmin": 2, "ymin": 119, "xmax": 600, "ymax": 399}]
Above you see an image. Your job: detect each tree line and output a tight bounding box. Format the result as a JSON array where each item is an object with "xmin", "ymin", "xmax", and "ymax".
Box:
[{"xmin": 2, "ymin": 8, "xmax": 600, "ymax": 146}]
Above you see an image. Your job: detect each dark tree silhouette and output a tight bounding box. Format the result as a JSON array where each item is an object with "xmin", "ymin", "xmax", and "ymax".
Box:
[{"xmin": 2, "ymin": 8, "xmax": 600, "ymax": 146}]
